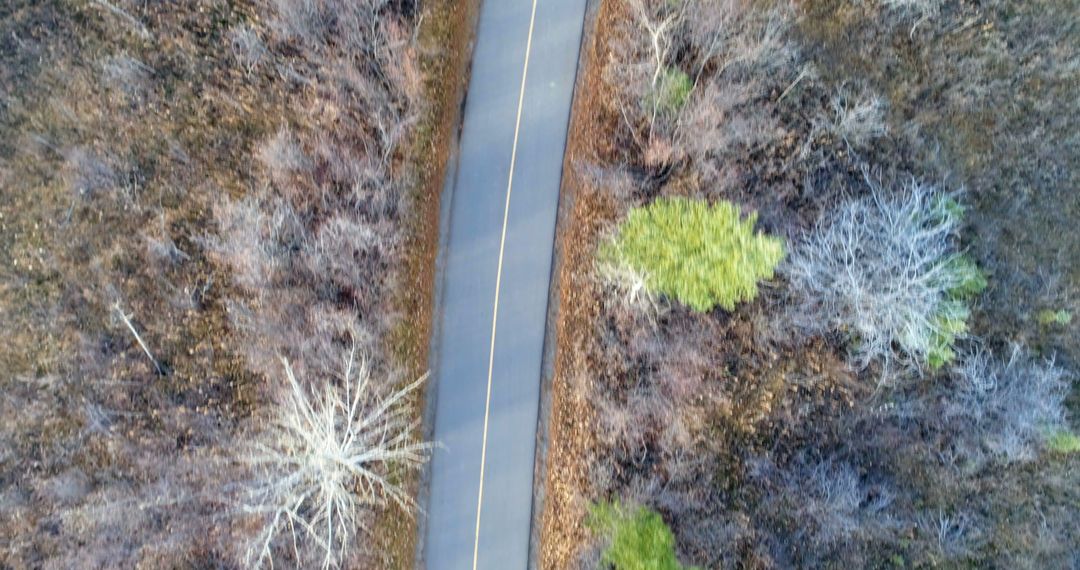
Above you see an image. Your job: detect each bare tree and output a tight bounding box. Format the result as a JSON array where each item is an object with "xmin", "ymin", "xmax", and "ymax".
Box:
[
  {"xmin": 626, "ymin": 0, "xmax": 685, "ymax": 87},
  {"xmin": 785, "ymin": 172, "xmax": 972, "ymax": 372},
  {"xmin": 238, "ymin": 348, "xmax": 430, "ymax": 569}
]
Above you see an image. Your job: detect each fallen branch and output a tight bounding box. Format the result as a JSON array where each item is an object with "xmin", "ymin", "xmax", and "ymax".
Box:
[
  {"xmin": 113, "ymin": 301, "xmax": 163, "ymax": 375},
  {"xmin": 90, "ymin": 0, "xmax": 154, "ymax": 41}
]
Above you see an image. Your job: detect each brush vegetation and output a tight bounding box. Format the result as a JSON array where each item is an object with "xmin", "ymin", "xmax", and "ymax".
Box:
[
  {"xmin": 787, "ymin": 177, "xmax": 987, "ymax": 370},
  {"xmin": 541, "ymin": 0, "xmax": 1078, "ymax": 568},
  {"xmin": 0, "ymin": 0, "xmax": 432, "ymax": 567}
]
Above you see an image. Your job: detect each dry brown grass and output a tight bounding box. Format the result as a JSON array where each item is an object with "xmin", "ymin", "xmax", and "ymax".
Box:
[
  {"xmin": 1, "ymin": 2, "xmax": 272, "ymax": 565},
  {"xmin": 538, "ymin": 1, "xmax": 621, "ymax": 566}
]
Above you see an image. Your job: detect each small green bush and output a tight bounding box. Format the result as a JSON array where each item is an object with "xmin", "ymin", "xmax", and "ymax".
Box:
[
  {"xmin": 649, "ymin": 67, "xmax": 693, "ymax": 115},
  {"xmin": 587, "ymin": 501, "xmax": 698, "ymax": 570},
  {"xmin": 601, "ymin": 197, "xmax": 784, "ymax": 312},
  {"xmin": 927, "ymin": 255, "xmax": 987, "ymax": 368},
  {"xmin": 930, "ymin": 195, "xmax": 965, "ymax": 225},
  {"xmin": 1046, "ymin": 430, "xmax": 1080, "ymax": 454},
  {"xmin": 1037, "ymin": 309, "xmax": 1072, "ymax": 327},
  {"xmin": 938, "ymin": 254, "xmax": 988, "ymax": 300},
  {"xmin": 926, "ymin": 300, "xmax": 970, "ymax": 368}
]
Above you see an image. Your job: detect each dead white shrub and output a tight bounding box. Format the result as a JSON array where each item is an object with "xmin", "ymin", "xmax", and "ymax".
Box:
[
  {"xmin": 828, "ymin": 85, "xmax": 887, "ymax": 150},
  {"xmin": 916, "ymin": 510, "xmax": 977, "ymax": 560},
  {"xmin": 596, "ymin": 259, "xmax": 668, "ymax": 321},
  {"xmin": 946, "ymin": 346, "xmax": 1070, "ymax": 464},
  {"xmin": 238, "ymin": 348, "xmax": 430, "ymax": 569},
  {"xmin": 228, "ymin": 24, "xmax": 268, "ymax": 75},
  {"xmin": 785, "ymin": 172, "xmax": 968, "ymax": 372},
  {"xmin": 626, "ymin": 0, "xmax": 686, "ymax": 87}
]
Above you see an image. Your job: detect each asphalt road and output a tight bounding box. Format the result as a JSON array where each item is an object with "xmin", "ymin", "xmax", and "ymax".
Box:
[{"xmin": 422, "ymin": 0, "xmax": 587, "ymax": 568}]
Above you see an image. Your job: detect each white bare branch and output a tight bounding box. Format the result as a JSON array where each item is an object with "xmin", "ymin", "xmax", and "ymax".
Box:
[
  {"xmin": 785, "ymin": 172, "xmax": 967, "ymax": 373},
  {"xmin": 112, "ymin": 301, "xmax": 163, "ymax": 375},
  {"xmin": 239, "ymin": 348, "xmax": 431, "ymax": 568}
]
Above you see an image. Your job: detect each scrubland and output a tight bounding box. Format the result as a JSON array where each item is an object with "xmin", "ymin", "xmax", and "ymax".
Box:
[
  {"xmin": 542, "ymin": 0, "xmax": 1078, "ymax": 568},
  {"xmin": 0, "ymin": 0, "xmax": 452, "ymax": 567}
]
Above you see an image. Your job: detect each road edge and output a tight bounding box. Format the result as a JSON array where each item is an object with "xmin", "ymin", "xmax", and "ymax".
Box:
[
  {"xmin": 411, "ymin": 1, "xmax": 484, "ymax": 568},
  {"xmin": 528, "ymin": 0, "xmax": 603, "ymax": 568}
]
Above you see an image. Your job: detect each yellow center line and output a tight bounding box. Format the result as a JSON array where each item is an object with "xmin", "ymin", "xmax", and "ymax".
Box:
[{"xmin": 473, "ymin": 0, "xmax": 540, "ymax": 568}]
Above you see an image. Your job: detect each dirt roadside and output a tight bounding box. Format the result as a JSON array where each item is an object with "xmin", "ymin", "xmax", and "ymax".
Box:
[
  {"xmin": 537, "ymin": 0, "xmax": 624, "ymax": 567},
  {"xmin": 373, "ymin": 0, "xmax": 481, "ymax": 567}
]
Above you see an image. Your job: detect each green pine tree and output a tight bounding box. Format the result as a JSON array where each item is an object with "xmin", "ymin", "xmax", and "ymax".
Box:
[{"xmin": 601, "ymin": 197, "xmax": 784, "ymax": 312}]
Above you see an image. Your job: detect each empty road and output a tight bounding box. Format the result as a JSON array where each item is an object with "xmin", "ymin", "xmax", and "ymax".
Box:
[{"xmin": 422, "ymin": 0, "xmax": 587, "ymax": 568}]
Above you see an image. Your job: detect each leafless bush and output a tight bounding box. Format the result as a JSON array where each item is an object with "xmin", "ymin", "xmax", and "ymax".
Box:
[
  {"xmin": 267, "ymin": 0, "xmax": 420, "ymax": 136},
  {"xmin": 228, "ymin": 24, "xmax": 268, "ymax": 75},
  {"xmin": 679, "ymin": 81, "xmax": 782, "ymax": 178},
  {"xmin": 211, "ymin": 195, "xmax": 303, "ymax": 295},
  {"xmin": 686, "ymin": 0, "xmax": 797, "ymax": 77},
  {"xmin": 827, "ymin": 85, "xmax": 887, "ymax": 150},
  {"xmin": 614, "ymin": 0, "xmax": 797, "ymax": 147},
  {"xmin": 803, "ymin": 461, "xmax": 865, "ymax": 543},
  {"xmin": 100, "ymin": 54, "xmax": 152, "ymax": 102},
  {"xmin": 747, "ymin": 454, "xmax": 901, "ymax": 566},
  {"xmin": 257, "ymin": 128, "xmax": 312, "ymax": 187},
  {"xmin": 680, "ymin": 1, "xmax": 797, "ymax": 180},
  {"xmin": 601, "ymin": 0, "xmax": 798, "ymax": 178},
  {"xmin": 213, "ymin": 198, "xmax": 383, "ymax": 414},
  {"xmin": 916, "ymin": 510, "xmax": 977, "ymax": 560},
  {"xmin": 213, "ymin": 0, "xmax": 417, "ymax": 380},
  {"xmin": 63, "ymin": 147, "xmax": 118, "ymax": 198},
  {"xmin": 302, "ymin": 213, "xmax": 398, "ymax": 306},
  {"xmin": 209, "ymin": 185, "xmax": 400, "ymax": 382},
  {"xmin": 270, "ymin": 0, "xmax": 408, "ymax": 65},
  {"xmin": 798, "ymin": 83, "xmax": 887, "ymax": 163},
  {"xmin": 237, "ymin": 349, "xmax": 429, "ymax": 568},
  {"xmin": 785, "ymin": 172, "xmax": 967, "ymax": 372},
  {"xmin": 271, "ymin": 0, "xmax": 331, "ymax": 47},
  {"xmin": 625, "ymin": 0, "xmax": 685, "ymax": 88},
  {"xmin": 880, "ymin": 0, "xmax": 943, "ymax": 32},
  {"xmin": 944, "ymin": 346, "xmax": 1070, "ymax": 464},
  {"xmin": 603, "ymin": 0, "xmax": 685, "ymax": 154},
  {"xmin": 785, "ymin": 459, "xmax": 891, "ymax": 535}
]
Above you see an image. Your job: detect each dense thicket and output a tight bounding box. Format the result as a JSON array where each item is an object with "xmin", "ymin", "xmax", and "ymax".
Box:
[
  {"xmin": 563, "ymin": 0, "xmax": 1078, "ymax": 567},
  {"xmin": 0, "ymin": 0, "xmax": 427, "ymax": 567}
]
